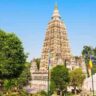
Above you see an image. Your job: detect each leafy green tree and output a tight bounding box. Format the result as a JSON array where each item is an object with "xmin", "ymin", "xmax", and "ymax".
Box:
[
  {"xmin": 82, "ymin": 46, "xmax": 92, "ymax": 77},
  {"xmin": 51, "ymin": 65, "xmax": 69, "ymax": 96},
  {"xmin": 3, "ymin": 79, "xmax": 16, "ymax": 95},
  {"xmin": 3, "ymin": 80, "xmax": 12, "ymax": 91},
  {"xmin": 17, "ymin": 62, "xmax": 31, "ymax": 88},
  {"xmin": 19, "ymin": 89, "xmax": 29, "ymax": 96},
  {"xmin": 50, "ymin": 80, "xmax": 56, "ymax": 95},
  {"xmin": 34, "ymin": 91, "xmax": 48, "ymax": 96},
  {"xmin": 0, "ymin": 29, "xmax": 28, "ymax": 94},
  {"xmin": 39, "ymin": 90, "xmax": 48, "ymax": 96},
  {"xmin": 0, "ymin": 29, "xmax": 26, "ymax": 79},
  {"xmin": 82, "ymin": 46, "xmax": 96, "ymax": 75},
  {"xmin": 34, "ymin": 58, "xmax": 40, "ymax": 70},
  {"xmin": 74, "ymin": 56, "xmax": 80, "ymax": 65},
  {"xmin": 69, "ymin": 68, "xmax": 85, "ymax": 94}
]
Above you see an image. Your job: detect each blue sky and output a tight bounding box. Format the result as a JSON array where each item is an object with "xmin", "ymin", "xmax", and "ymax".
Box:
[{"xmin": 0, "ymin": 0, "xmax": 96, "ymax": 61}]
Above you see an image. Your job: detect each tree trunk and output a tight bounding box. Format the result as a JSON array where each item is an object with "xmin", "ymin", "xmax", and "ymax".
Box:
[
  {"xmin": 60, "ymin": 91, "xmax": 62, "ymax": 96},
  {"xmin": 0, "ymin": 80, "xmax": 3, "ymax": 91},
  {"xmin": 74, "ymin": 86, "xmax": 77, "ymax": 95}
]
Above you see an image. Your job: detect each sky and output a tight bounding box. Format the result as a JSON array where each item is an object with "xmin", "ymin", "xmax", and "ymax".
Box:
[{"xmin": 0, "ymin": 0, "xmax": 96, "ymax": 61}]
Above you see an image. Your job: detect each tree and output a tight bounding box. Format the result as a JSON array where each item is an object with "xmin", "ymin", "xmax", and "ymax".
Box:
[
  {"xmin": 69, "ymin": 68, "xmax": 85, "ymax": 94},
  {"xmin": 34, "ymin": 58, "xmax": 40, "ymax": 70},
  {"xmin": 0, "ymin": 29, "xmax": 26, "ymax": 79},
  {"xmin": 50, "ymin": 80, "xmax": 56, "ymax": 95},
  {"xmin": 0, "ymin": 29, "xmax": 27, "ymax": 94},
  {"xmin": 39, "ymin": 90, "xmax": 48, "ymax": 96},
  {"xmin": 1, "ymin": 62, "xmax": 31, "ymax": 95},
  {"xmin": 17, "ymin": 62, "xmax": 31, "ymax": 88},
  {"xmin": 82, "ymin": 46, "xmax": 96, "ymax": 76},
  {"xmin": 51, "ymin": 65, "xmax": 69, "ymax": 96},
  {"xmin": 74, "ymin": 56, "xmax": 80, "ymax": 66}
]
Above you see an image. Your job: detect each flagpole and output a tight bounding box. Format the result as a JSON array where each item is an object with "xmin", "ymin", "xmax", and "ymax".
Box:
[
  {"xmin": 84, "ymin": 52, "xmax": 89, "ymax": 77},
  {"xmin": 91, "ymin": 69, "xmax": 94, "ymax": 96},
  {"xmin": 48, "ymin": 50, "xmax": 50, "ymax": 96},
  {"xmin": 48, "ymin": 61, "xmax": 50, "ymax": 96},
  {"xmin": 48, "ymin": 62, "xmax": 50, "ymax": 96},
  {"xmin": 90, "ymin": 55, "xmax": 94, "ymax": 96}
]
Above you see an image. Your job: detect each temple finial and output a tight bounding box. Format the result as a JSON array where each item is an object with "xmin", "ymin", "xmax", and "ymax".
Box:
[
  {"xmin": 54, "ymin": 2, "xmax": 58, "ymax": 10},
  {"xmin": 52, "ymin": 3, "xmax": 61, "ymax": 19}
]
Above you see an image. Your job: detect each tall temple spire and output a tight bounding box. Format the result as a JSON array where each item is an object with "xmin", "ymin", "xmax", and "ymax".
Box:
[
  {"xmin": 40, "ymin": 4, "xmax": 71, "ymax": 70},
  {"xmin": 54, "ymin": 2, "xmax": 58, "ymax": 10},
  {"xmin": 52, "ymin": 3, "xmax": 61, "ymax": 19}
]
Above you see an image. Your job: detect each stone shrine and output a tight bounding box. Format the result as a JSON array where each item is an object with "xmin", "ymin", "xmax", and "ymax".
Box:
[
  {"xmin": 28, "ymin": 4, "xmax": 86, "ymax": 93},
  {"xmin": 40, "ymin": 4, "xmax": 71, "ymax": 70}
]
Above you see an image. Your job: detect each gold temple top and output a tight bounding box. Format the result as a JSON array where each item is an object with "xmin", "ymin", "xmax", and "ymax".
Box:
[
  {"xmin": 52, "ymin": 3, "xmax": 61, "ymax": 19},
  {"xmin": 54, "ymin": 3, "xmax": 58, "ymax": 10}
]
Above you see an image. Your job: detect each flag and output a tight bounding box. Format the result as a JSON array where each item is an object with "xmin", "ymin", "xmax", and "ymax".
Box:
[
  {"xmin": 48, "ymin": 50, "xmax": 51, "ymax": 69},
  {"xmin": 48, "ymin": 57, "xmax": 51, "ymax": 68},
  {"xmin": 89, "ymin": 59, "xmax": 93, "ymax": 69},
  {"xmin": 88, "ymin": 56, "xmax": 93, "ymax": 76}
]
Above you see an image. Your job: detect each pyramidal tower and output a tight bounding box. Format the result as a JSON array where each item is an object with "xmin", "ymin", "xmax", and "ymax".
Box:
[
  {"xmin": 29, "ymin": 4, "xmax": 86, "ymax": 93},
  {"xmin": 40, "ymin": 4, "xmax": 71, "ymax": 70}
]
